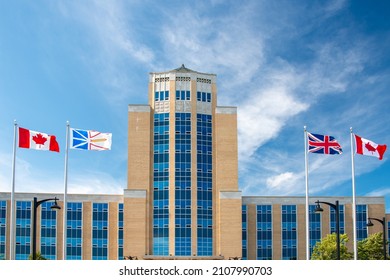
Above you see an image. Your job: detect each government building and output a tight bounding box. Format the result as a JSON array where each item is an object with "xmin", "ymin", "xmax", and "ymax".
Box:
[{"xmin": 0, "ymin": 66, "xmax": 389, "ymax": 260}]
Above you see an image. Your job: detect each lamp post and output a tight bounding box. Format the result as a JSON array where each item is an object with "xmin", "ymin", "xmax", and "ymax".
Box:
[
  {"xmin": 315, "ymin": 200, "xmax": 340, "ymax": 260},
  {"xmin": 32, "ymin": 197, "xmax": 61, "ymax": 260},
  {"xmin": 367, "ymin": 217, "xmax": 387, "ymax": 260}
]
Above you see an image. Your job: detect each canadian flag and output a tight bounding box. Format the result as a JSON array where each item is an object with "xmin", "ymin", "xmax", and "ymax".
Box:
[
  {"xmin": 354, "ymin": 134, "xmax": 387, "ymax": 160},
  {"xmin": 18, "ymin": 127, "xmax": 60, "ymax": 152}
]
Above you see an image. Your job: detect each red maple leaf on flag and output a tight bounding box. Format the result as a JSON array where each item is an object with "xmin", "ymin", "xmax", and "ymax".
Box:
[
  {"xmin": 365, "ymin": 142, "xmax": 377, "ymax": 152},
  {"xmin": 32, "ymin": 133, "xmax": 47, "ymax": 145}
]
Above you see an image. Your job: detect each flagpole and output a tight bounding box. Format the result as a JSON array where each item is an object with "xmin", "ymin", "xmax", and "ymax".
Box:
[
  {"xmin": 9, "ymin": 120, "xmax": 17, "ymax": 260},
  {"xmin": 304, "ymin": 125, "xmax": 310, "ymax": 260},
  {"xmin": 62, "ymin": 121, "xmax": 70, "ymax": 260},
  {"xmin": 350, "ymin": 127, "xmax": 357, "ymax": 260}
]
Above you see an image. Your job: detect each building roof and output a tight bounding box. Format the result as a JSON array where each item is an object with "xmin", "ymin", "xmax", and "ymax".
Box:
[
  {"xmin": 171, "ymin": 64, "xmax": 198, "ymax": 73},
  {"xmin": 150, "ymin": 64, "xmax": 216, "ymax": 76}
]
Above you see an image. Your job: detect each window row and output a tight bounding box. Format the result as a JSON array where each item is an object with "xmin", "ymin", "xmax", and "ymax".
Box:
[{"xmin": 155, "ymin": 91, "xmax": 169, "ymax": 101}]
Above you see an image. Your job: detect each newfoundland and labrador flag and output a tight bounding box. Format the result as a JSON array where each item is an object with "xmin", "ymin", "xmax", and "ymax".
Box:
[
  {"xmin": 18, "ymin": 127, "xmax": 60, "ymax": 152},
  {"xmin": 70, "ymin": 128, "xmax": 112, "ymax": 151},
  {"xmin": 307, "ymin": 132, "xmax": 343, "ymax": 155}
]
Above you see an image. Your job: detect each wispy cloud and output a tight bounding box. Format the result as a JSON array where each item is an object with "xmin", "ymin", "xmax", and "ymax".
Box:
[
  {"xmin": 0, "ymin": 151, "xmax": 124, "ymax": 195},
  {"xmin": 67, "ymin": 171, "xmax": 124, "ymax": 194},
  {"xmin": 57, "ymin": 0, "xmax": 155, "ymax": 105},
  {"xmin": 59, "ymin": 1, "xmax": 155, "ymax": 64},
  {"xmin": 160, "ymin": 3, "xmax": 264, "ymax": 88},
  {"xmin": 232, "ymin": 4, "xmax": 385, "ymax": 196},
  {"xmin": 306, "ymin": 41, "xmax": 366, "ymax": 96},
  {"xmin": 238, "ymin": 68, "xmax": 309, "ymax": 159},
  {"xmin": 367, "ymin": 187, "xmax": 390, "ymax": 212},
  {"xmin": 50, "ymin": 0, "xmax": 388, "ymax": 202},
  {"xmin": 0, "ymin": 153, "xmax": 13, "ymax": 192},
  {"xmin": 366, "ymin": 186, "xmax": 390, "ymax": 196},
  {"xmin": 0, "ymin": 152, "xmax": 59, "ymax": 193},
  {"xmin": 323, "ymin": 0, "xmax": 348, "ymax": 16}
]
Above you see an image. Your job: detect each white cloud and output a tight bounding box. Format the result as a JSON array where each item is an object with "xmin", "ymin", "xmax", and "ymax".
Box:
[
  {"xmin": 266, "ymin": 172, "xmax": 298, "ymax": 189},
  {"xmin": 0, "ymin": 153, "xmax": 34, "ymax": 192},
  {"xmin": 161, "ymin": 5, "xmax": 264, "ymax": 87},
  {"xmin": 238, "ymin": 89, "xmax": 308, "ymax": 159},
  {"xmin": 61, "ymin": 1, "xmax": 154, "ymax": 64},
  {"xmin": 237, "ymin": 66, "xmax": 309, "ymax": 160},
  {"xmin": 366, "ymin": 187, "xmax": 390, "ymax": 197},
  {"xmin": 67, "ymin": 172, "xmax": 124, "ymax": 194},
  {"xmin": 50, "ymin": 0, "xmax": 387, "ymax": 202},
  {"xmin": 0, "ymin": 151, "xmax": 124, "ymax": 195},
  {"xmin": 366, "ymin": 187, "xmax": 390, "ymax": 212},
  {"xmin": 323, "ymin": 0, "xmax": 348, "ymax": 16},
  {"xmin": 307, "ymin": 42, "xmax": 366, "ymax": 96},
  {"xmin": 57, "ymin": 0, "xmax": 155, "ymax": 106}
]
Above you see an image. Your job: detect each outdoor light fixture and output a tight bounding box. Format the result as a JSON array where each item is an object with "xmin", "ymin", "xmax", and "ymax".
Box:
[
  {"xmin": 32, "ymin": 197, "xmax": 61, "ymax": 260},
  {"xmin": 314, "ymin": 201, "xmax": 324, "ymax": 213},
  {"xmin": 366, "ymin": 217, "xmax": 387, "ymax": 260},
  {"xmin": 314, "ymin": 200, "xmax": 340, "ymax": 260}
]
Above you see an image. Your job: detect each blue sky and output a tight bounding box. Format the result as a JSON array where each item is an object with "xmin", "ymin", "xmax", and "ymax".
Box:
[{"xmin": 1, "ymin": 0, "xmax": 389, "ymax": 211}]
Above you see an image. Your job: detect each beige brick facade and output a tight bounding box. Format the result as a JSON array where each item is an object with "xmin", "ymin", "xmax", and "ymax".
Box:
[
  {"xmin": 243, "ymin": 196, "xmax": 387, "ymax": 259},
  {"xmin": 0, "ymin": 67, "xmax": 388, "ymax": 261},
  {"xmin": 0, "ymin": 192, "xmax": 388, "ymax": 260},
  {"xmin": 124, "ymin": 66, "xmax": 241, "ymax": 259}
]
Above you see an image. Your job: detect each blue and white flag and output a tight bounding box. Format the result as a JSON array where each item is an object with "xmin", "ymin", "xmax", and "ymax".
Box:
[{"xmin": 70, "ymin": 128, "xmax": 112, "ymax": 151}]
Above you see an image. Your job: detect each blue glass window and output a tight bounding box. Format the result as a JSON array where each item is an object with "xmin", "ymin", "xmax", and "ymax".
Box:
[
  {"xmin": 356, "ymin": 204, "xmax": 368, "ymax": 241},
  {"xmin": 281, "ymin": 205, "xmax": 297, "ymax": 260},
  {"xmin": 387, "ymin": 220, "xmax": 390, "ymax": 257},
  {"xmin": 66, "ymin": 202, "xmax": 82, "ymax": 260},
  {"xmin": 118, "ymin": 203, "xmax": 124, "ymax": 260},
  {"xmin": 153, "ymin": 113, "xmax": 170, "ymax": 255},
  {"xmin": 330, "ymin": 204, "xmax": 345, "ymax": 234},
  {"xmin": 256, "ymin": 205, "xmax": 272, "ymax": 260},
  {"xmin": 0, "ymin": 201, "xmax": 6, "ymax": 259},
  {"xmin": 196, "ymin": 92, "xmax": 211, "ymax": 103},
  {"xmin": 242, "ymin": 205, "xmax": 247, "ymax": 260},
  {"xmin": 175, "ymin": 113, "xmax": 191, "ymax": 256},
  {"xmin": 15, "ymin": 201, "xmax": 31, "ymax": 260},
  {"xmin": 40, "ymin": 202, "xmax": 58, "ymax": 259},
  {"xmin": 92, "ymin": 203, "xmax": 108, "ymax": 260},
  {"xmin": 197, "ymin": 114, "xmax": 213, "ymax": 256},
  {"xmin": 175, "ymin": 90, "xmax": 190, "ymax": 101},
  {"xmin": 155, "ymin": 91, "xmax": 169, "ymax": 101},
  {"xmin": 309, "ymin": 204, "xmax": 321, "ymax": 257}
]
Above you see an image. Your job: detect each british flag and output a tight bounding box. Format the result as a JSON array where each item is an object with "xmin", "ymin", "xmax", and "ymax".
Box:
[{"xmin": 307, "ymin": 132, "xmax": 342, "ymax": 155}]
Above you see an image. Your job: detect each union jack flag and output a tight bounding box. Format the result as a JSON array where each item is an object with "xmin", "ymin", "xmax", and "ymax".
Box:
[
  {"xmin": 70, "ymin": 128, "xmax": 112, "ymax": 151},
  {"xmin": 307, "ymin": 132, "xmax": 342, "ymax": 155}
]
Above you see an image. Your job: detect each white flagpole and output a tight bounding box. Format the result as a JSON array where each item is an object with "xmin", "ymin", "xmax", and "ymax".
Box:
[
  {"xmin": 304, "ymin": 126, "xmax": 310, "ymax": 260},
  {"xmin": 350, "ymin": 127, "xmax": 357, "ymax": 260},
  {"xmin": 62, "ymin": 121, "xmax": 70, "ymax": 260},
  {"xmin": 9, "ymin": 120, "xmax": 17, "ymax": 260}
]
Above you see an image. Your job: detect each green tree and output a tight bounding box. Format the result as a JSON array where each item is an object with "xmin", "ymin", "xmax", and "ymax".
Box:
[
  {"xmin": 28, "ymin": 251, "xmax": 47, "ymax": 260},
  {"xmin": 358, "ymin": 232, "xmax": 388, "ymax": 260},
  {"xmin": 311, "ymin": 233, "xmax": 353, "ymax": 260}
]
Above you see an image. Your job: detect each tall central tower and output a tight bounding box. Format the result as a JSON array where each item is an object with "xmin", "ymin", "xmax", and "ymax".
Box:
[{"xmin": 125, "ymin": 65, "xmax": 241, "ymax": 259}]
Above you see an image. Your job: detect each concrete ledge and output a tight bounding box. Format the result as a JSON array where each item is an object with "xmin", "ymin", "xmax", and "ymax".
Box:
[
  {"xmin": 124, "ymin": 189, "xmax": 147, "ymax": 198},
  {"xmin": 128, "ymin": 105, "xmax": 151, "ymax": 112},
  {"xmin": 216, "ymin": 106, "xmax": 237, "ymax": 114},
  {"xmin": 0, "ymin": 192, "xmax": 123, "ymax": 202},
  {"xmin": 219, "ymin": 191, "xmax": 242, "ymax": 199},
  {"xmin": 242, "ymin": 196, "xmax": 385, "ymax": 205}
]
